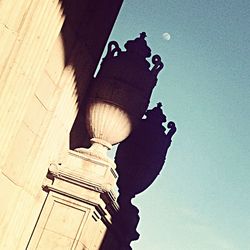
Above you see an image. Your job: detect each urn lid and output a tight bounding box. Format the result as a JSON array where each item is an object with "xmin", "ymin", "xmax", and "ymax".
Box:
[{"xmin": 124, "ymin": 32, "xmax": 151, "ymax": 58}]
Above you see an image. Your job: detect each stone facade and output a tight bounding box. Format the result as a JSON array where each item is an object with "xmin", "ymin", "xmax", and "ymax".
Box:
[{"xmin": 0, "ymin": 1, "xmax": 123, "ymax": 249}]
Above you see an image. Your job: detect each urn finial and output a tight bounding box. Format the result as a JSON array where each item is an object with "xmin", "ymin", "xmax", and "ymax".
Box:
[{"xmin": 124, "ymin": 32, "xmax": 151, "ymax": 58}]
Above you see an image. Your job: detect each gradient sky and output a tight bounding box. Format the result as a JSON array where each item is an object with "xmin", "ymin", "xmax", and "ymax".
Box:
[{"xmin": 106, "ymin": 1, "xmax": 250, "ymax": 249}]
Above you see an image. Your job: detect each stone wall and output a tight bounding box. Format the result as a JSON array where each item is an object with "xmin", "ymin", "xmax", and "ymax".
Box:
[{"xmin": 0, "ymin": 0, "xmax": 123, "ymax": 248}]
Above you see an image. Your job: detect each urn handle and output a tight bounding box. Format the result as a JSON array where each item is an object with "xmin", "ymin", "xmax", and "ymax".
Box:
[
  {"xmin": 106, "ymin": 41, "xmax": 121, "ymax": 58},
  {"xmin": 167, "ymin": 121, "xmax": 176, "ymax": 138},
  {"xmin": 151, "ymin": 55, "xmax": 164, "ymax": 76}
]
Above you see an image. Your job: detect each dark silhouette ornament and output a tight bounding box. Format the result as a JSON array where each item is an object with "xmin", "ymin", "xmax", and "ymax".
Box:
[
  {"xmin": 115, "ymin": 103, "xmax": 176, "ymax": 202},
  {"xmin": 110, "ymin": 103, "xmax": 176, "ymax": 250},
  {"xmin": 85, "ymin": 33, "xmax": 164, "ymax": 152}
]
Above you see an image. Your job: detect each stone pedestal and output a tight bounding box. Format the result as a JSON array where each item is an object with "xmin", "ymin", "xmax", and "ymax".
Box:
[{"xmin": 27, "ymin": 150, "xmax": 119, "ymax": 250}]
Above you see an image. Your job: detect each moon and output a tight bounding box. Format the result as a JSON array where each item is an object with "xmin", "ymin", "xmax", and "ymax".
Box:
[{"xmin": 162, "ymin": 32, "xmax": 171, "ymax": 41}]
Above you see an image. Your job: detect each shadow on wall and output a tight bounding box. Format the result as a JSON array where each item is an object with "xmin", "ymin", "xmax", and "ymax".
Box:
[{"xmin": 58, "ymin": 0, "xmax": 123, "ymax": 149}]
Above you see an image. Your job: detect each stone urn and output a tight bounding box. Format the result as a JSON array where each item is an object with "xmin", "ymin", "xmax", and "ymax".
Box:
[
  {"xmin": 115, "ymin": 103, "xmax": 177, "ymax": 199},
  {"xmin": 76, "ymin": 33, "xmax": 163, "ymax": 161}
]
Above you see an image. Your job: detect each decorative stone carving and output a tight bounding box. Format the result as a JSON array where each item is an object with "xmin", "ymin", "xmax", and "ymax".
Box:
[
  {"xmin": 113, "ymin": 103, "xmax": 176, "ymax": 249},
  {"xmin": 72, "ymin": 34, "xmax": 169, "ymax": 250},
  {"xmin": 116, "ymin": 103, "xmax": 176, "ymax": 198},
  {"xmin": 84, "ymin": 33, "xmax": 164, "ymax": 157}
]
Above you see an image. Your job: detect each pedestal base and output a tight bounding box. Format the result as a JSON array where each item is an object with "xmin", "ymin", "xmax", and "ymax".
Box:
[{"xmin": 26, "ymin": 149, "xmax": 119, "ymax": 250}]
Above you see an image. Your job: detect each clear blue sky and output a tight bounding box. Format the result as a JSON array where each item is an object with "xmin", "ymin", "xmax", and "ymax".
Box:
[{"xmin": 107, "ymin": 1, "xmax": 250, "ymax": 249}]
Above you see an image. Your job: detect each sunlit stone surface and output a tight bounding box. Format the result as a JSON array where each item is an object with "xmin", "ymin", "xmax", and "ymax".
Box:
[
  {"xmin": 0, "ymin": 1, "xmax": 175, "ymax": 249},
  {"xmin": 0, "ymin": 0, "xmax": 123, "ymax": 249}
]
